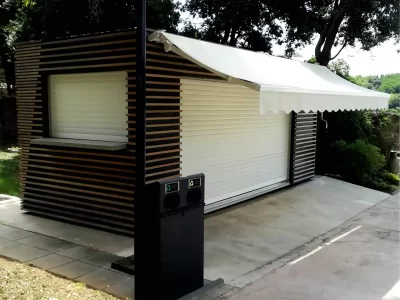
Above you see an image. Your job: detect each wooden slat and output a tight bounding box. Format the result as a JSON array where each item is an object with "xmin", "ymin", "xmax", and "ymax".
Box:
[
  {"xmin": 22, "ymin": 204, "xmax": 133, "ymax": 229},
  {"xmin": 27, "ymin": 147, "xmax": 133, "ymax": 159},
  {"xmin": 40, "ymin": 39, "xmax": 136, "ymax": 52},
  {"xmin": 39, "ymin": 62, "xmax": 136, "ymax": 71},
  {"xmin": 38, "ymin": 54, "xmax": 136, "ymax": 65},
  {"xmin": 146, "ymin": 168, "xmax": 181, "ymax": 177},
  {"xmin": 23, "ymin": 174, "xmax": 133, "ymax": 194},
  {"xmin": 24, "ymin": 169, "xmax": 134, "ymax": 187},
  {"xmin": 27, "ymin": 152, "xmax": 135, "ymax": 166},
  {"xmin": 23, "ymin": 163, "xmax": 134, "ymax": 180},
  {"xmin": 147, "ymin": 65, "xmax": 216, "ymax": 76},
  {"xmin": 24, "ymin": 158, "xmax": 134, "ymax": 173},
  {"xmin": 147, "ymin": 58, "xmax": 204, "ymax": 69},
  {"xmin": 22, "ymin": 180, "xmax": 133, "ymax": 200},
  {"xmin": 23, "ymin": 197, "xmax": 133, "ymax": 220},
  {"xmin": 40, "ymin": 31, "xmax": 135, "ymax": 46},
  {"xmin": 20, "ymin": 208, "xmax": 133, "ymax": 236},
  {"xmin": 146, "ymin": 149, "xmax": 181, "ymax": 156},
  {"xmin": 24, "ymin": 192, "xmax": 133, "ymax": 213},
  {"xmin": 38, "ymin": 47, "xmax": 136, "ymax": 59}
]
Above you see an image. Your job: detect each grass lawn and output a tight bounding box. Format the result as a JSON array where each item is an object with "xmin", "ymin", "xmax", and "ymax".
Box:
[
  {"xmin": 0, "ymin": 257, "xmax": 118, "ymax": 300},
  {"xmin": 0, "ymin": 146, "xmax": 20, "ymax": 197}
]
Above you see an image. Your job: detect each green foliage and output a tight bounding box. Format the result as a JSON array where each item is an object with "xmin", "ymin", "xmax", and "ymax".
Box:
[
  {"xmin": 364, "ymin": 109, "xmax": 400, "ymax": 162},
  {"xmin": 377, "ymin": 74, "xmax": 400, "ymax": 94},
  {"xmin": 321, "ymin": 109, "xmax": 400, "ymax": 193},
  {"xmin": 382, "ymin": 172, "xmax": 400, "ymax": 186},
  {"xmin": 330, "ymin": 140, "xmax": 386, "ymax": 185},
  {"xmin": 184, "ymin": 0, "xmax": 399, "ymax": 65},
  {"xmin": 183, "ymin": 0, "xmax": 283, "ymax": 53},
  {"xmin": 389, "ymin": 94, "xmax": 400, "ymax": 108},
  {"xmin": 369, "ymin": 176, "xmax": 399, "ymax": 192},
  {"xmin": 0, "ymin": 149, "xmax": 20, "ymax": 196},
  {"xmin": 328, "ymin": 59, "xmax": 350, "ymax": 79},
  {"xmin": 306, "ymin": 56, "xmax": 317, "ymax": 64},
  {"xmin": 0, "ymin": 0, "xmax": 181, "ymax": 94},
  {"xmin": 0, "ymin": 69, "xmax": 4, "ymax": 83},
  {"xmin": 351, "ymin": 74, "xmax": 400, "ymax": 92}
]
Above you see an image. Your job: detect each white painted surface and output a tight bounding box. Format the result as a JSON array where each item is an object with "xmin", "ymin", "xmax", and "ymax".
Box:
[
  {"xmin": 49, "ymin": 72, "xmax": 128, "ymax": 142},
  {"xmin": 181, "ymin": 78, "xmax": 290, "ymax": 205},
  {"xmin": 149, "ymin": 31, "xmax": 389, "ymax": 113}
]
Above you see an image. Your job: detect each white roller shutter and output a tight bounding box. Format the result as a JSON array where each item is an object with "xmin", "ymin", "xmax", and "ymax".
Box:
[
  {"xmin": 49, "ymin": 72, "xmax": 127, "ymax": 142},
  {"xmin": 181, "ymin": 78, "xmax": 290, "ymax": 207}
]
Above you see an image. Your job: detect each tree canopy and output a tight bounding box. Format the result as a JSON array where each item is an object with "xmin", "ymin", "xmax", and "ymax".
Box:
[
  {"xmin": 184, "ymin": 0, "xmax": 399, "ymax": 65},
  {"xmin": 0, "ymin": 0, "xmax": 180, "ymax": 94},
  {"xmin": 353, "ymin": 73, "xmax": 400, "ymax": 93}
]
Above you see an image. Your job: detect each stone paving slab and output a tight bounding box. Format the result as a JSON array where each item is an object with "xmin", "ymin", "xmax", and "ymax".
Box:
[
  {"xmin": 0, "ymin": 241, "xmax": 50, "ymax": 262},
  {"xmin": 57, "ymin": 245, "xmax": 105, "ymax": 260},
  {"xmin": 104, "ymin": 276, "xmax": 135, "ymax": 299},
  {"xmin": 49, "ymin": 260, "xmax": 101, "ymax": 279},
  {"xmin": 77, "ymin": 268, "xmax": 129, "ymax": 290},
  {"xmin": 0, "ymin": 228, "xmax": 37, "ymax": 241},
  {"xmin": 0, "ymin": 237, "xmax": 15, "ymax": 250},
  {"xmin": 0, "ymin": 224, "xmax": 19, "ymax": 234},
  {"xmin": 18, "ymin": 235, "xmax": 77, "ymax": 252},
  {"xmin": 28, "ymin": 254, "xmax": 74, "ymax": 270},
  {"xmin": 80, "ymin": 252, "xmax": 123, "ymax": 269},
  {"xmin": 0, "ymin": 223, "xmax": 135, "ymax": 299}
]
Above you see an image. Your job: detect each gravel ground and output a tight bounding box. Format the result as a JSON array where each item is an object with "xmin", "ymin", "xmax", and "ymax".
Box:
[{"xmin": 0, "ymin": 257, "xmax": 118, "ymax": 300}]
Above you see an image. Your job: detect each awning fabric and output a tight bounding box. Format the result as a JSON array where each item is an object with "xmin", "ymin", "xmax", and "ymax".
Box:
[{"xmin": 148, "ymin": 30, "xmax": 389, "ymax": 114}]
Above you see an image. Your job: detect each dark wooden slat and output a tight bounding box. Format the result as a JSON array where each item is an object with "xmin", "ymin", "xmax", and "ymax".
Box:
[
  {"xmin": 27, "ymin": 147, "xmax": 134, "ymax": 159},
  {"xmin": 39, "ymin": 62, "xmax": 136, "ymax": 71},
  {"xmin": 40, "ymin": 39, "xmax": 136, "ymax": 52},
  {"xmin": 40, "ymin": 31, "xmax": 135, "ymax": 46},
  {"xmin": 38, "ymin": 47, "xmax": 136, "ymax": 59},
  {"xmin": 23, "ymin": 197, "xmax": 133, "ymax": 221},
  {"xmin": 23, "ymin": 174, "xmax": 133, "ymax": 194},
  {"xmin": 23, "ymin": 163, "xmax": 134, "ymax": 181},
  {"xmin": 24, "ymin": 192, "xmax": 133, "ymax": 213},
  {"xmin": 147, "ymin": 65, "xmax": 217, "ymax": 76},
  {"xmin": 22, "ymin": 208, "xmax": 133, "ymax": 236},
  {"xmin": 24, "ymin": 169, "xmax": 134, "ymax": 187},
  {"xmin": 38, "ymin": 54, "xmax": 136, "ymax": 65},
  {"xmin": 24, "ymin": 158, "xmax": 135, "ymax": 173},
  {"xmin": 23, "ymin": 201, "xmax": 133, "ymax": 230},
  {"xmin": 22, "ymin": 180, "xmax": 133, "ymax": 200}
]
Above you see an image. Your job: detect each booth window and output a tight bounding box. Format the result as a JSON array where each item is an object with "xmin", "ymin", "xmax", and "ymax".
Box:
[{"xmin": 48, "ymin": 71, "xmax": 128, "ymax": 143}]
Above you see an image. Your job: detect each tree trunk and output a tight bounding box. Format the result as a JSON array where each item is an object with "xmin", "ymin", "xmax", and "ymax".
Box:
[{"xmin": 315, "ymin": 12, "xmax": 344, "ymax": 66}]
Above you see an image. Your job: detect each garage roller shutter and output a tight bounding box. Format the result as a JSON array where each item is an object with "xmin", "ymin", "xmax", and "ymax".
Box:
[
  {"xmin": 181, "ymin": 78, "xmax": 290, "ymax": 206},
  {"xmin": 49, "ymin": 72, "xmax": 128, "ymax": 142}
]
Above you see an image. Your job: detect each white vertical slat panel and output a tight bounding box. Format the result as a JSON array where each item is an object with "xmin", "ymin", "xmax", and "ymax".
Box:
[
  {"xmin": 49, "ymin": 72, "xmax": 128, "ymax": 142},
  {"xmin": 181, "ymin": 78, "xmax": 290, "ymax": 206}
]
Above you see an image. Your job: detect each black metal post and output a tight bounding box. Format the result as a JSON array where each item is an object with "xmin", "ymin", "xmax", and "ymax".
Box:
[{"xmin": 135, "ymin": 0, "xmax": 146, "ymax": 298}]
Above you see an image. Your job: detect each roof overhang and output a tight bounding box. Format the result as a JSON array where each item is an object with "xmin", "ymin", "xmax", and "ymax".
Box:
[{"xmin": 148, "ymin": 30, "xmax": 389, "ymax": 114}]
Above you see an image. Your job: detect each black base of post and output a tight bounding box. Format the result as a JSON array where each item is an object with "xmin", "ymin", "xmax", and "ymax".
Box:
[
  {"xmin": 111, "ymin": 256, "xmax": 224, "ymax": 300},
  {"xmin": 177, "ymin": 278, "xmax": 225, "ymax": 300},
  {"xmin": 111, "ymin": 255, "xmax": 135, "ymax": 275}
]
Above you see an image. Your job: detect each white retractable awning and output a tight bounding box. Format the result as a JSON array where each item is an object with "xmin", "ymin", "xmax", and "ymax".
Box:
[{"xmin": 148, "ymin": 30, "xmax": 389, "ymax": 114}]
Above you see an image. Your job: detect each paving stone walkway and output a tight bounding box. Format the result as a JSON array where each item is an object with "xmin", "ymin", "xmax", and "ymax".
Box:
[{"xmin": 0, "ymin": 223, "xmax": 134, "ymax": 299}]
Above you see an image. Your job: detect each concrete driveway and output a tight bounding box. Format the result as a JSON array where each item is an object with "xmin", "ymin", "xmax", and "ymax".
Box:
[
  {"xmin": 222, "ymin": 193, "xmax": 400, "ymax": 300},
  {"xmin": 203, "ymin": 176, "xmax": 390, "ymax": 287},
  {"xmin": 0, "ymin": 176, "xmax": 393, "ymax": 298}
]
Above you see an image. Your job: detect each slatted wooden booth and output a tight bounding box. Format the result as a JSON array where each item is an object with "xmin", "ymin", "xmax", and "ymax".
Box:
[{"xmin": 15, "ymin": 30, "xmax": 318, "ymax": 236}]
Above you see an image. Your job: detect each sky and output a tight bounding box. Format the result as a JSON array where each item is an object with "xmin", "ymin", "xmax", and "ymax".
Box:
[
  {"xmin": 178, "ymin": 10, "xmax": 400, "ymax": 77},
  {"xmin": 272, "ymin": 39, "xmax": 400, "ymax": 77}
]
